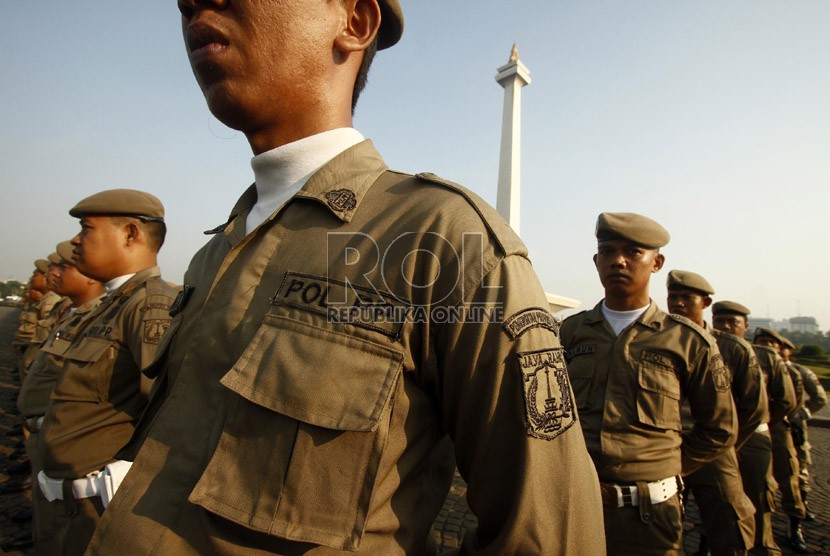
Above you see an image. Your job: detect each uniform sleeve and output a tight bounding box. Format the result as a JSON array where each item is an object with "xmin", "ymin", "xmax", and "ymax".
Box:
[
  {"xmin": 122, "ymin": 288, "xmax": 173, "ymax": 396},
  {"xmin": 436, "ymin": 255, "xmax": 604, "ymax": 556},
  {"xmin": 767, "ymin": 355, "xmax": 797, "ymax": 426},
  {"xmin": 681, "ymin": 342, "xmax": 737, "ymax": 477},
  {"xmin": 801, "ymin": 366, "xmax": 827, "ymax": 417},
  {"xmin": 729, "ymin": 346, "xmax": 766, "ymax": 449}
]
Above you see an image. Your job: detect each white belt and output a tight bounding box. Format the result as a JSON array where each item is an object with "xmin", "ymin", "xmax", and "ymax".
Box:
[
  {"xmin": 610, "ymin": 476, "xmax": 680, "ymax": 507},
  {"xmin": 755, "ymin": 423, "xmax": 769, "ymax": 433},
  {"xmin": 24, "ymin": 415, "xmax": 45, "ymax": 433},
  {"xmin": 38, "ymin": 460, "xmax": 133, "ymax": 508}
]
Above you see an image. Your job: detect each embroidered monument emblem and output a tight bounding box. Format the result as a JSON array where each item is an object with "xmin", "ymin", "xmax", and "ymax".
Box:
[
  {"xmin": 325, "ymin": 189, "xmax": 357, "ymax": 212},
  {"xmin": 517, "ymin": 348, "xmax": 576, "ymax": 441},
  {"xmin": 143, "ymin": 319, "xmax": 170, "ymax": 344},
  {"xmin": 710, "ymin": 354, "xmax": 731, "ymax": 392}
]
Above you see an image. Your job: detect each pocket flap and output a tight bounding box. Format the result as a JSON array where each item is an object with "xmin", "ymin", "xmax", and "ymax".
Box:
[
  {"xmin": 64, "ymin": 336, "xmax": 113, "ymax": 363},
  {"xmin": 38, "ymin": 337, "xmax": 72, "ymax": 358},
  {"xmin": 638, "ymin": 364, "xmax": 681, "ymax": 400},
  {"xmin": 220, "ymin": 314, "xmax": 404, "ymax": 432}
]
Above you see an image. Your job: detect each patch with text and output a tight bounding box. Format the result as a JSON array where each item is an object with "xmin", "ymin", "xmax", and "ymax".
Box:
[
  {"xmin": 503, "ymin": 308, "xmax": 561, "ymax": 340},
  {"xmin": 567, "ymin": 344, "xmax": 596, "ymax": 360},
  {"xmin": 272, "ymin": 271, "xmax": 409, "ymax": 339},
  {"xmin": 640, "ymin": 350, "xmax": 679, "ymax": 372},
  {"xmin": 517, "ymin": 348, "xmax": 576, "ymax": 441}
]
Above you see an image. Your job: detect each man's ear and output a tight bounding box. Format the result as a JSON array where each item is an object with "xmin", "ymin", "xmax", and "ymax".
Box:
[
  {"xmin": 592, "ymin": 253, "xmax": 599, "ymax": 269},
  {"xmin": 124, "ymin": 221, "xmax": 141, "ymax": 247},
  {"xmin": 334, "ymin": 0, "xmax": 381, "ymax": 53},
  {"xmin": 652, "ymin": 252, "xmax": 665, "ymax": 273},
  {"xmin": 702, "ymin": 296, "xmax": 713, "ymax": 309}
]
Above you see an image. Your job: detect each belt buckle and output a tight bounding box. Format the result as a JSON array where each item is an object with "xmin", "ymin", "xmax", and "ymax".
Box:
[{"xmin": 615, "ymin": 485, "xmax": 637, "ymax": 507}]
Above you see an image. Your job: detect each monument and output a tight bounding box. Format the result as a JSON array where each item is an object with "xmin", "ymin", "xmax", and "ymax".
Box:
[{"xmin": 495, "ymin": 45, "xmax": 579, "ymax": 314}]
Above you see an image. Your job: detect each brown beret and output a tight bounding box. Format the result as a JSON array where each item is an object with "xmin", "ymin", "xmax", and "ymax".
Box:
[
  {"xmin": 595, "ymin": 212, "xmax": 670, "ymax": 248},
  {"xmin": 47, "ymin": 252, "xmax": 62, "ymax": 265},
  {"xmin": 781, "ymin": 336, "xmax": 796, "ymax": 350},
  {"xmin": 34, "ymin": 259, "xmax": 49, "ymax": 273},
  {"xmin": 56, "ymin": 241, "xmax": 75, "ymax": 265},
  {"xmin": 711, "ymin": 300, "xmax": 751, "ymax": 317},
  {"xmin": 667, "ymin": 270, "xmax": 714, "ymax": 295},
  {"xmin": 377, "ymin": 0, "xmax": 403, "ymax": 50},
  {"xmin": 69, "ymin": 189, "xmax": 165, "ymax": 222},
  {"xmin": 754, "ymin": 327, "xmax": 786, "ymax": 346}
]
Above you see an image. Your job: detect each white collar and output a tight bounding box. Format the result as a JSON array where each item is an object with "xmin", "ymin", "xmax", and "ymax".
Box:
[
  {"xmin": 246, "ymin": 128, "xmax": 365, "ymax": 234},
  {"xmin": 105, "ymin": 274, "xmax": 136, "ymax": 294}
]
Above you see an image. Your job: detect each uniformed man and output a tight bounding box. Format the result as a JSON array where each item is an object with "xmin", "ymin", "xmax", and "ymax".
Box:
[
  {"xmin": 712, "ymin": 302, "xmax": 784, "ymax": 556},
  {"xmin": 666, "ymin": 271, "xmax": 758, "ymax": 556},
  {"xmin": 17, "ymin": 240, "xmax": 106, "ymax": 554},
  {"xmin": 752, "ymin": 327, "xmax": 804, "ymax": 553},
  {"xmin": 561, "ymin": 213, "xmax": 736, "ymax": 555},
  {"xmin": 14, "ymin": 260, "xmax": 62, "ymax": 380},
  {"xmin": 36, "ymin": 189, "xmax": 177, "ymax": 554},
  {"xmin": 780, "ymin": 337, "xmax": 827, "ymax": 522},
  {"xmin": 87, "ymin": 1, "xmax": 604, "ymax": 554}
]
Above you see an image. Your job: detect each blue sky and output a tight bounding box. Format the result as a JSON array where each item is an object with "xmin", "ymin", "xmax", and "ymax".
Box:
[{"xmin": 1, "ymin": 2, "xmax": 828, "ymax": 328}]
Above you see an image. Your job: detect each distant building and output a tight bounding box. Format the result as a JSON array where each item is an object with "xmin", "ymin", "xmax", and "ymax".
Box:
[
  {"xmin": 748, "ymin": 317, "xmax": 787, "ymax": 332},
  {"xmin": 789, "ymin": 316, "xmax": 820, "ymax": 334}
]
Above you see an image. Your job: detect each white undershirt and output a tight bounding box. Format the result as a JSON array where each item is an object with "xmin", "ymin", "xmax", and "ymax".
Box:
[
  {"xmin": 601, "ymin": 300, "xmax": 650, "ymax": 336},
  {"xmin": 246, "ymin": 128, "xmax": 365, "ymax": 234},
  {"xmin": 105, "ymin": 274, "xmax": 136, "ymax": 294}
]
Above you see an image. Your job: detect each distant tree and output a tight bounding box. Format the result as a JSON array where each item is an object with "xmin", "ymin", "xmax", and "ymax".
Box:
[
  {"xmin": 799, "ymin": 345, "xmax": 826, "ymax": 358},
  {"xmin": 780, "ymin": 329, "xmax": 830, "ymax": 351}
]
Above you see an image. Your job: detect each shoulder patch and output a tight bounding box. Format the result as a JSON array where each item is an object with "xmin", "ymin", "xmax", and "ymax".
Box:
[
  {"xmin": 503, "ymin": 307, "xmax": 560, "ymax": 340},
  {"xmin": 709, "ymin": 353, "xmax": 732, "ymax": 392},
  {"xmin": 143, "ymin": 319, "xmax": 171, "ymax": 344},
  {"xmin": 415, "ymin": 172, "xmax": 526, "ymax": 257},
  {"xmin": 516, "ymin": 348, "xmax": 576, "ymax": 441}
]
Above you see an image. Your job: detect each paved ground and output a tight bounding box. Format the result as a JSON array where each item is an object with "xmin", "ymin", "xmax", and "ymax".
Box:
[{"xmin": 1, "ymin": 303, "xmax": 829, "ymax": 554}]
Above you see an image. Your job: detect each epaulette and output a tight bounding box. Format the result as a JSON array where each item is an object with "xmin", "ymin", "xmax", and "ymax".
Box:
[
  {"xmin": 415, "ymin": 172, "xmax": 526, "ymax": 257},
  {"xmin": 668, "ymin": 313, "xmax": 715, "ymax": 344}
]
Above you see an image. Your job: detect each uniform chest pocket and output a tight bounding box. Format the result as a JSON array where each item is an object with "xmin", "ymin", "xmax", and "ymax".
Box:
[
  {"xmin": 636, "ymin": 360, "xmax": 682, "ymax": 431},
  {"xmin": 189, "ymin": 314, "xmax": 404, "ymax": 551},
  {"xmin": 51, "ymin": 336, "xmax": 116, "ymax": 402},
  {"xmin": 566, "ymin": 354, "xmax": 595, "ymax": 410}
]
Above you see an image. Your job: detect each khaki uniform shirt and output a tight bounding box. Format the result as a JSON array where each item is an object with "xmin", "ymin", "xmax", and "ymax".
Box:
[
  {"xmin": 21, "ymin": 295, "xmax": 72, "ymax": 372},
  {"xmin": 13, "ymin": 300, "xmax": 38, "ymax": 350},
  {"xmin": 752, "ymin": 345, "xmax": 796, "ymax": 427},
  {"xmin": 784, "ymin": 361, "xmax": 805, "ymax": 416},
  {"xmin": 561, "ymin": 302, "xmax": 736, "ymax": 482},
  {"xmin": 17, "ymin": 295, "xmax": 105, "ymax": 418},
  {"xmin": 712, "ymin": 329, "xmax": 767, "ymax": 449},
  {"xmin": 88, "ymin": 140, "xmax": 604, "ymax": 555},
  {"xmin": 793, "ymin": 363, "xmax": 827, "ymax": 417},
  {"xmin": 39, "ymin": 267, "xmax": 176, "ymax": 478}
]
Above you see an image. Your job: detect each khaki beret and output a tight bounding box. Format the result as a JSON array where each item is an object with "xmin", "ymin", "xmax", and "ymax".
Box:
[
  {"xmin": 781, "ymin": 336, "xmax": 796, "ymax": 350},
  {"xmin": 34, "ymin": 259, "xmax": 49, "ymax": 273},
  {"xmin": 754, "ymin": 327, "xmax": 785, "ymax": 346},
  {"xmin": 711, "ymin": 300, "xmax": 751, "ymax": 317},
  {"xmin": 56, "ymin": 241, "xmax": 75, "ymax": 265},
  {"xmin": 595, "ymin": 212, "xmax": 670, "ymax": 248},
  {"xmin": 47, "ymin": 252, "xmax": 62, "ymax": 265},
  {"xmin": 377, "ymin": 0, "xmax": 403, "ymax": 50},
  {"xmin": 667, "ymin": 270, "xmax": 714, "ymax": 295},
  {"xmin": 69, "ymin": 189, "xmax": 164, "ymax": 222}
]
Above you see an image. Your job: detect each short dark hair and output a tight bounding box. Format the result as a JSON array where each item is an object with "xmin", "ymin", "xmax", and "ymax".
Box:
[
  {"xmin": 111, "ymin": 216, "xmax": 167, "ymax": 253},
  {"xmin": 351, "ymin": 36, "xmax": 378, "ymax": 114}
]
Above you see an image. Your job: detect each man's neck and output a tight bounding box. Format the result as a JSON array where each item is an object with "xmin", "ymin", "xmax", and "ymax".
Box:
[{"xmin": 603, "ymin": 292, "xmax": 650, "ymax": 311}]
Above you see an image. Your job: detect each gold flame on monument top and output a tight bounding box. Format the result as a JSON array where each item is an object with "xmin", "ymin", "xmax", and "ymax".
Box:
[{"xmin": 509, "ymin": 43, "xmax": 519, "ymax": 63}]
